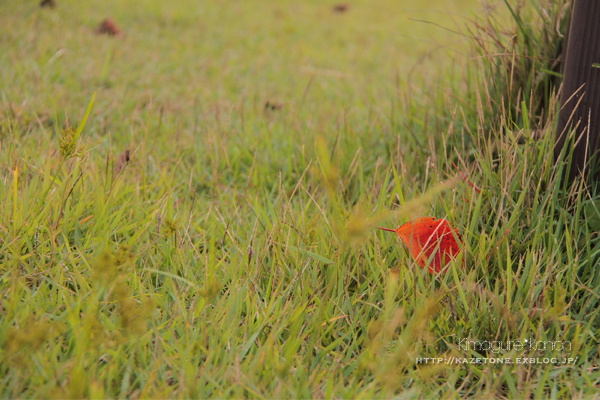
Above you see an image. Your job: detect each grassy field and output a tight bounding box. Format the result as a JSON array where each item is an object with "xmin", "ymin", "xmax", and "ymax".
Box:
[{"xmin": 2, "ymin": 0, "xmax": 599, "ymax": 398}]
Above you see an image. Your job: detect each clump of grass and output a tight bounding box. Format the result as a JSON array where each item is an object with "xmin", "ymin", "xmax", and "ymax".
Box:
[
  {"xmin": 58, "ymin": 126, "xmax": 85, "ymax": 158},
  {"xmin": 448, "ymin": 0, "xmax": 570, "ymax": 156},
  {"xmin": 58, "ymin": 92, "xmax": 95, "ymax": 159}
]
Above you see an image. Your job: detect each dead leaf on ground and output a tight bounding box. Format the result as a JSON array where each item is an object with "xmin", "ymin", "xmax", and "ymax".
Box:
[
  {"xmin": 40, "ymin": 0, "xmax": 56, "ymax": 9},
  {"xmin": 332, "ymin": 3, "xmax": 349, "ymax": 13},
  {"xmin": 96, "ymin": 18, "xmax": 121, "ymax": 36},
  {"xmin": 115, "ymin": 149, "xmax": 130, "ymax": 174},
  {"xmin": 264, "ymin": 101, "xmax": 283, "ymax": 111}
]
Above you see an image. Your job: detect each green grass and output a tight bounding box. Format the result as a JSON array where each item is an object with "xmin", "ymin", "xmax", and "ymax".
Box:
[{"xmin": 1, "ymin": 0, "xmax": 599, "ymax": 398}]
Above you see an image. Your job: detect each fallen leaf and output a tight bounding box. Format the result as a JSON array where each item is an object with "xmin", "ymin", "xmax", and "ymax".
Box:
[
  {"xmin": 96, "ymin": 18, "xmax": 121, "ymax": 36},
  {"xmin": 332, "ymin": 3, "xmax": 349, "ymax": 13},
  {"xmin": 115, "ymin": 149, "xmax": 130, "ymax": 174},
  {"xmin": 264, "ymin": 101, "xmax": 283, "ymax": 111},
  {"xmin": 378, "ymin": 217, "xmax": 462, "ymax": 274},
  {"xmin": 40, "ymin": 0, "xmax": 56, "ymax": 9}
]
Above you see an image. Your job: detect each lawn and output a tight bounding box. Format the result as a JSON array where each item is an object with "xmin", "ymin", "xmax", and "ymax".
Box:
[{"xmin": 1, "ymin": 0, "xmax": 599, "ymax": 398}]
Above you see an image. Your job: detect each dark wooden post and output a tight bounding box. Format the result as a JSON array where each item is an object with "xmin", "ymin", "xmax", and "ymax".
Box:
[{"xmin": 555, "ymin": 0, "xmax": 600, "ymax": 182}]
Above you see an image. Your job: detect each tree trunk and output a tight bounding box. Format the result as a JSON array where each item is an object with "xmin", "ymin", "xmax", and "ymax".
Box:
[{"xmin": 555, "ymin": 0, "xmax": 600, "ymax": 182}]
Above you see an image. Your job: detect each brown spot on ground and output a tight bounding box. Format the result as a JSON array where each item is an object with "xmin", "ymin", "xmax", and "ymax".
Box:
[
  {"xmin": 264, "ymin": 101, "xmax": 283, "ymax": 111},
  {"xmin": 96, "ymin": 18, "xmax": 121, "ymax": 36},
  {"xmin": 114, "ymin": 149, "xmax": 130, "ymax": 174},
  {"xmin": 40, "ymin": 0, "xmax": 56, "ymax": 9},
  {"xmin": 332, "ymin": 3, "xmax": 349, "ymax": 13}
]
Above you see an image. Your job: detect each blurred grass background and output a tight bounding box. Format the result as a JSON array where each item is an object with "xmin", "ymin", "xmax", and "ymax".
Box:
[{"xmin": 2, "ymin": 0, "xmax": 599, "ymax": 398}]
